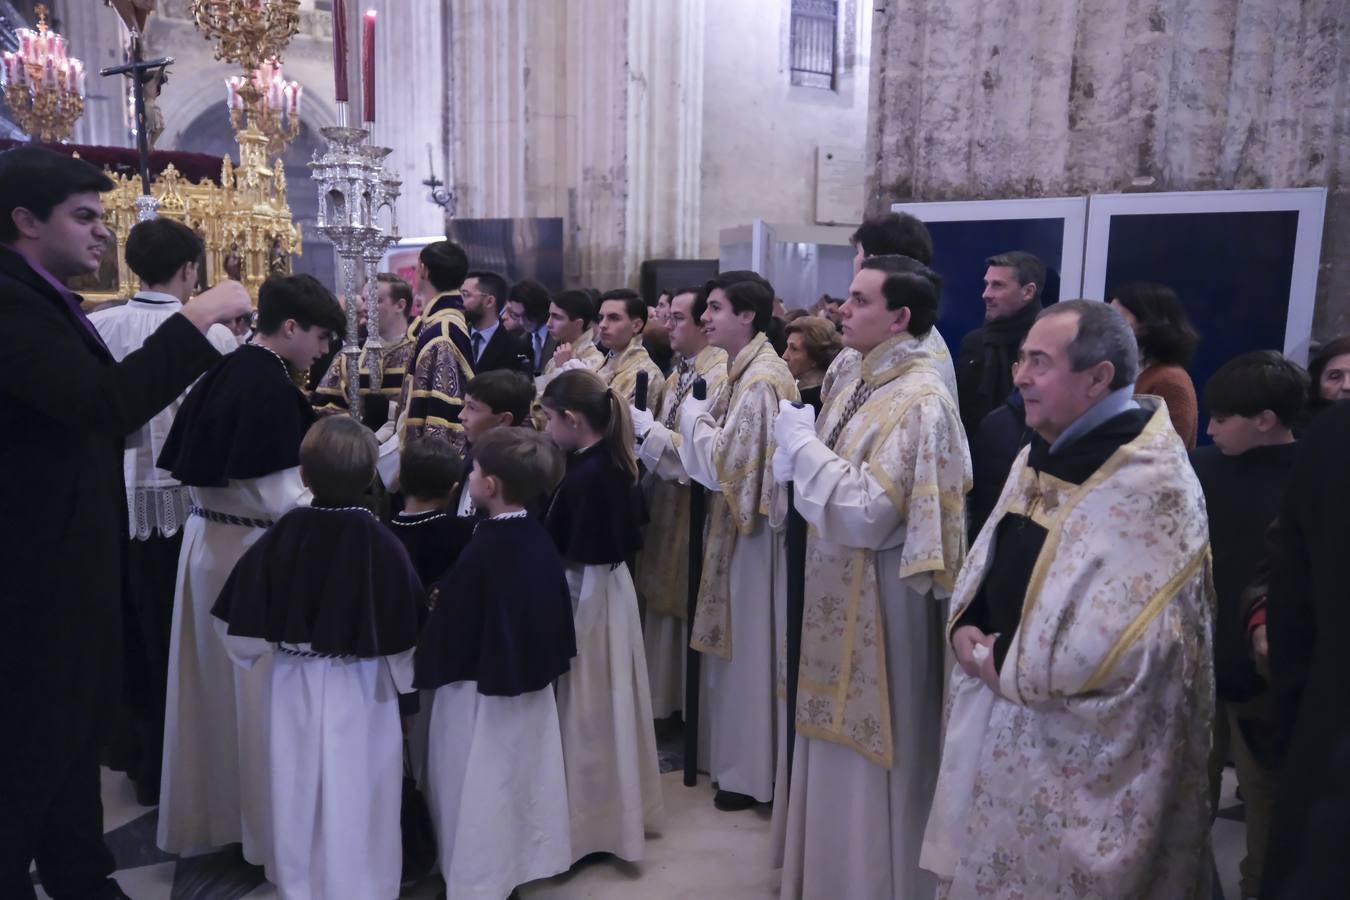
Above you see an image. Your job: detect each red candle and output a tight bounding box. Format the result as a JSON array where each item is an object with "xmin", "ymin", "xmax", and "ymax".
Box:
[
  {"xmin": 362, "ymin": 11, "xmax": 376, "ymax": 123},
  {"xmin": 332, "ymin": 0, "xmax": 348, "ymax": 103}
]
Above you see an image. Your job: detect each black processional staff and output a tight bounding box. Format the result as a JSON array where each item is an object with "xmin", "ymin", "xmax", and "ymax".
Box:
[
  {"xmin": 783, "ymin": 401, "xmax": 810, "ymax": 784},
  {"xmin": 683, "ymin": 376, "xmax": 707, "ymax": 787},
  {"xmin": 634, "ymin": 370, "xmax": 649, "ymax": 412}
]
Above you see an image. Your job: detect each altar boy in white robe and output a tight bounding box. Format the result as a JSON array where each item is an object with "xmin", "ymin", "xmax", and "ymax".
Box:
[
  {"xmin": 156, "ymin": 274, "xmax": 345, "ymax": 859},
  {"xmin": 89, "ymin": 217, "xmax": 237, "ymax": 806},
  {"xmin": 415, "ymin": 427, "xmax": 577, "ymax": 898},
  {"xmin": 770, "ymin": 257, "xmax": 970, "ymax": 899},
  {"xmin": 678, "ymin": 273, "xmax": 798, "ymax": 811},
  {"xmin": 922, "ymin": 301, "xmax": 1214, "ymax": 899},
  {"xmin": 211, "ymin": 415, "xmax": 422, "ymax": 899}
]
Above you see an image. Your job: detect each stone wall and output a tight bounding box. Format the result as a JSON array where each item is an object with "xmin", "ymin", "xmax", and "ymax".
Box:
[{"xmin": 866, "ymin": 0, "xmax": 1349, "ymax": 338}]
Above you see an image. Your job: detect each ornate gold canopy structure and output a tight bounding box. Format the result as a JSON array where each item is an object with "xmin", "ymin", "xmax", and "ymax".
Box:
[{"xmin": 85, "ymin": 151, "xmax": 301, "ymax": 303}]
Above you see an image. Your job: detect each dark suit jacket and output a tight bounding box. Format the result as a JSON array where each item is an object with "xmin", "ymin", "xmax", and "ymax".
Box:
[
  {"xmin": 473, "ymin": 325, "xmax": 533, "ymax": 375},
  {"xmin": 0, "ymin": 246, "xmax": 220, "ymax": 782},
  {"xmin": 535, "ymin": 333, "xmax": 557, "ymax": 376}
]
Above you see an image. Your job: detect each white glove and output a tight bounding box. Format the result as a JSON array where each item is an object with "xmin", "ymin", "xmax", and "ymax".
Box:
[
  {"xmin": 558, "ymin": 357, "xmax": 588, "ymax": 374},
  {"xmin": 372, "ymin": 401, "xmax": 398, "ymax": 444},
  {"xmin": 771, "ymin": 441, "xmax": 796, "ymax": 482},
  {"xmin": 774, "ymin": 399, "xmax": 816, "ymax": 453},
  {"xmin": 630, "ymin": 405, "xmax": 654, "ymax": 440},
  {"xmin": 680, "ymin": 391, "xmax": 715, "ymax": 425}
]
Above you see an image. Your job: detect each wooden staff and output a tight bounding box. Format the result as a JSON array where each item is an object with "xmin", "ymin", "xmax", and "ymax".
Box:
[{"xmin": 683, "ymin": 376, "xmax": 707, "ymax": 786}]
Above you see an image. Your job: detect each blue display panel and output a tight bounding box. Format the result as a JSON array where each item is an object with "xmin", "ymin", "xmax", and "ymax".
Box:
[
  {"xmin": 1102, "ymin": 210, "xmax": 1299, "ymax": 443},
  {"xmin": 924, "ymin": 217, "xmax": 1066, "ymax": 356}
]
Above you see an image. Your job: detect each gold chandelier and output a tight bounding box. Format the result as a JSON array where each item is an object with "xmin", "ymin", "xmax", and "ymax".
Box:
[
  {"xmin": 190, "ymin": 0, "xmax": 302, "ymax": 74},
  {"xmin": 0, "ymin": 4, "xmax": 86, "ymax": 142},
  {"xmin": 227, "ymin": 57, "xmax": 301, "ymax": 156}
]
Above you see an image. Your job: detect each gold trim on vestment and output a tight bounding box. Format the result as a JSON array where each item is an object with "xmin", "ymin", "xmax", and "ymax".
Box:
[
  {"xmin": 1007, "ymin": 404, "xmax": 1171, "ymax": 692},
  {"xmin": 1079, "ymin": 544, "xmax": 1211, "ymax": 694}
]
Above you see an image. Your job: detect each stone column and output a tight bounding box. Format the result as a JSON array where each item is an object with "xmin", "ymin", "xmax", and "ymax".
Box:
[
  {"xmin": 624, "ymin": 0, "xmax": 706, "ymax": 275},
  {"xmin": 364, "ymin": 0, "xmax": 451, "ymax": 239},
  {"xmin": 57, "ymin": 0, "xmax": 131, "ymax": 148}
]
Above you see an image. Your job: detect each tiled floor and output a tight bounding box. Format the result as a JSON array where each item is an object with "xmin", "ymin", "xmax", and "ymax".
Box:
[{"xmin": 36, "ymin": 731, "xmax": 1248, "ymax": 899}]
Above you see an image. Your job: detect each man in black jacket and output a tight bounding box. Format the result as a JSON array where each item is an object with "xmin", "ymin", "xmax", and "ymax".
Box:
[
  {"xmin": 0, "ymin": 147, "xmax": 251, "ymax": 900},
  {"xmin": 463, "ymin": 270, "xmax": 533, "ymax": 375},
  {"xmin": 956, "ymin": 251, "xmax": 1045, "ymax": 437}
]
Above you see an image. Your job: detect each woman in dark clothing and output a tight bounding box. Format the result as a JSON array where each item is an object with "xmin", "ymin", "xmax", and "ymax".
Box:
[{"xmin": 782, "ymin": 315, "xmax": 842, "ymax": 413}]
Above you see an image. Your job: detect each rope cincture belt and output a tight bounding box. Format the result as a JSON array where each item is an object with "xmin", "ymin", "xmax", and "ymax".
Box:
[
  {"xmin": 277, "ymin": 644, "xmax": 352, "ymax": 660},
  {"xmin": 190, "ymin": 505, "xmax": 275, "ymax": 529}
]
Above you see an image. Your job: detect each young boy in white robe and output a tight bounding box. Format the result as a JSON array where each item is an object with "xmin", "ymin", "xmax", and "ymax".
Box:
[
  {"xmin": 212, "ymin": 415, "xmax": 423, "ymax": 900},
  {"xmin": 415, "ymin": 427, "xmax": 577, "ymax": 898},
  {"xmin": 541, "ymin": 369, "xmax": 665, "ymax": 862}
]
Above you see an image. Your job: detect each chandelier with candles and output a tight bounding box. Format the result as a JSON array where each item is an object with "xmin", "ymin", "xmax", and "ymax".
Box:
[
  {"xmin": 0, "ymin": 4, "xmax": 86, "ymax": 142},
  {"xmin": 227, "ymin": 57, "xmax": 301, "ymax": 156}
]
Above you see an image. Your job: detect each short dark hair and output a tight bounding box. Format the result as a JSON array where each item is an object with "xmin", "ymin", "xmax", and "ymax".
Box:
[
  {"xmin": 860, "ymin": 256, "xmax": 941, "ymax": 337},
  {"xmin": 125, "ymin": 217, "xmax": 203, "ymax": 286},
  {"xmin": 508, "ymin": 278, "xmax": 551, "ymax": 324},
  {"xmin": 465, "ymin": 369, "xmax": 535, "ymax": 427},
  {"xmin": 597, "ymin": 288, "xmax": 648, "ymax": 324},
  {"xmin": 550, "ymin": 289, "xmax": 596, "ymax": 326},
  {"xmin": 0, "ymin": 147, "xmax": 115, "ymax": 243},
  {"xmin": 375, "ymin": 272, "xmax": 413, "ymax": 317},
  {"xmin": 1110, "ymin": 282, "xmax": 1199, "ymax": 366},
  {"xmin": 419, "ymin": 240, "xmax": 469, "ymax": 292},
  {"xmin": 697, "ymin": 270, "xmax": 774, "ymax": 331},
  {"xmin": 850, "ymin": 212, "xmax": 934, "ymax": 265},
  {"xmin": 399, "ymin": 436, "xmax": 464, "ymax": 501},
  {"xmin": 1205, "ymin": 350, "xmax": 1309, "ymax": 427},
  {"xmin": 985, "ymin": 251, "xmax": 1046, "ymax": 301},
  {"xmin": 471, "ymin": 427, "xmax": 563, "ymax": 506},
  {"xmin": 1038, "ymin": 299, "xmax": 1140, "ymax": 390},
  {"xmin": 465, "ymin": 270, "xmax": 508, "ymax": 311},
  {"xmin": 256, "ymin": 273, "xmax": 347, "ymax": 339},
  {"xmin": 299, "ymin": 415, "xmax": 377, "ymax": 505}
]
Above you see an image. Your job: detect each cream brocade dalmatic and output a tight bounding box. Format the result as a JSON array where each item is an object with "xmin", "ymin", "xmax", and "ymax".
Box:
[
  {"xmin": 794, "ymin": 332, "xmax": 970, "ymax": 767},
  {"xmin": 923, "ymin": 399, "xmax": 1215, "ymax": 899},
  {"xmin": 598, "ymin": 334, "xmax": 666, "ymax": 410},
  {"xmin": 636, "ymin": 345, "xmax": 728, "ymax": 620},
  {"xmin": 821, "ymin": 327, "xmax": 959, "ymax": 410},
  {"xmin": 682, "ymin": 333, "xmax": 799, "ymax": 658}
]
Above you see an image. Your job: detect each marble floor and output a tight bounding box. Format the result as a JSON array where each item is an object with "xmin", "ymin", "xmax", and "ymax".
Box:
[{"xmin": 36, "ymin": 732, "xmax": 1249, "ymax": 900}]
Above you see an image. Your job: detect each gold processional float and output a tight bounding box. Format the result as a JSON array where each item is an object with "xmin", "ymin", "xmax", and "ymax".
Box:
[{"xmin": 0, "ymin": 1, "xmax": 305, "ymax": 304}]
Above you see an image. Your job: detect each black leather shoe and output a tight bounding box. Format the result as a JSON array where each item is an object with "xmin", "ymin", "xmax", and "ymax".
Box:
[{"xmin": 713, "ymin": 789, "xmax": 758, "ymax": 811}]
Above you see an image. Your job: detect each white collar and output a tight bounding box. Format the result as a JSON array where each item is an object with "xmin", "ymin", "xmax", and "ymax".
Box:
[
  {"xmin": 131, "ymin": 290, "xmax": 183, "ymax": 307},
  {"xmin": 490, "ymin": 509, "xmax": 528, "ymax": 520}
]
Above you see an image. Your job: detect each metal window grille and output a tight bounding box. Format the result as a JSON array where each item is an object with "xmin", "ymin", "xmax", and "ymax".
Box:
[{"xmin": 790, "ymin": 0, "xmax": 838, "ymax": 90}]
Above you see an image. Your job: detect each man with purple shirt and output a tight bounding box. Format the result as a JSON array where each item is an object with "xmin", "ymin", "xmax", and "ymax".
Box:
[{"xmin": 0, "ymin": 147, "xmax": 250, "ymax": 900}]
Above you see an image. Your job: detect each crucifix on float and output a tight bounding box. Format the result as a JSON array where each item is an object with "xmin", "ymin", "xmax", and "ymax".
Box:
[{"xmin": 99, "ymin": 31, "xmax": 172, "ymax": 218}]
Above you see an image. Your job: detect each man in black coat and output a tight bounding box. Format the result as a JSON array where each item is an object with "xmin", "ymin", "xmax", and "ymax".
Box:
[
  {"xmin": 463, "ymin": 270, "xmax": 533, "ymax": 375},
  {"xmin": 956, "ymin": 251, "xmax": 1045, "ymax": 438},
  {"xmin": 0, "ymin": 147, "xmax": 251, "ymax": 900},
  {"xmin": 1261, "ymin": 399, "xmax": 1350, "ymax": 899}
]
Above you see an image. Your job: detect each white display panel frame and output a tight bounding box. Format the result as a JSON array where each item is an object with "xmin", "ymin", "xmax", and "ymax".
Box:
[
  {"xmin": 1082, "ymin": 188, "xmax": 1326, "ymax": 362},
  {"xmin": 890, "ymin": 196, "xmax": 1090, "ymax": 297}
]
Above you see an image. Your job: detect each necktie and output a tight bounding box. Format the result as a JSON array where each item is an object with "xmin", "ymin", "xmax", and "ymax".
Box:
[
  {"xmin": 472, "ymin": 331, "xmax": 484, "ymax": 363},
  {"xmin": 533, "ymin": 331, "xmax": 543, "ymax": 370},
  {"xmin": 824, "ymin": 379, "xmax": 876, "ymax": 450}
]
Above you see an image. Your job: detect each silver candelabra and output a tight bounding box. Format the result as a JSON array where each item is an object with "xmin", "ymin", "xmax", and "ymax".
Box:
[{"xmin": 309, "ymin": 105, "xmax": 401, "ymax": 421}]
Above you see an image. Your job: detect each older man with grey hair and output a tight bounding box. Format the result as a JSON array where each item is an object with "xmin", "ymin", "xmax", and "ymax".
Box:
[{"xmin": 921, "ymin": 299, "xmax": 1216, "ymax": 899}]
